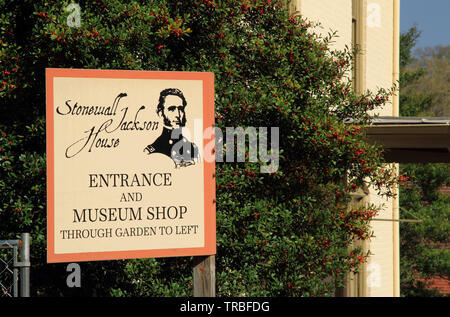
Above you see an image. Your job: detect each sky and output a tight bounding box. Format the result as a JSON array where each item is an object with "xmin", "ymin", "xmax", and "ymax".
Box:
[{"xmin": 400, "ymin": 0, "xmax": 450, "ymax": 49}]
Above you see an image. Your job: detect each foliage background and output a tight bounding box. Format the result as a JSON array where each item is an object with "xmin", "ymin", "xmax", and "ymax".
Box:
[
  {"xmin": 0, "ymin": 0, "xmax": 397, "ymax": 296},
  {"xmin": 398, "ymin": 27, "xmax": 450, "ymax": 297}
]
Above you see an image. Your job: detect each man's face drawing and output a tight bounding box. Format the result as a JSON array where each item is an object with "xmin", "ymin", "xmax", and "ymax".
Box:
[{"xmin": 161, "ymin": 94, "xmax": 186, "ymax": 129}]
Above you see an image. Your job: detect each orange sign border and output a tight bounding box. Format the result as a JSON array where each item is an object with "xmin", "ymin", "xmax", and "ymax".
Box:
[{"xmin": 46, "ymin": 68, "xmax": 216, "ymax": 263}]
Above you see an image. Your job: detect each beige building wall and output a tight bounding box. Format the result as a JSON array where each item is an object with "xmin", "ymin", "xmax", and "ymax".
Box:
[
  {"xmin": 366, "ymin": 0, "xmax": 394, "ymax": 117},
  {"xmin": 367, "ymin": 192, "xmax": 395, "ymax": 296},
  {"xmin": 293, "ymin": 0, "xmax": 352, "ymax": 52},
  {"xmin": 364, "ymin": 0, "xmax": 399, "ymax": 297},
  {"xmin": 295, "ymin": 0, "xmax": 400, "ymax": 297}
]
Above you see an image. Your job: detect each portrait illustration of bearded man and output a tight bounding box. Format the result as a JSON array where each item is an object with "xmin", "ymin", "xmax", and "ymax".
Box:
[{"xmin": 144, "ymin": 88, "xmax": 200, "ymax": 168}]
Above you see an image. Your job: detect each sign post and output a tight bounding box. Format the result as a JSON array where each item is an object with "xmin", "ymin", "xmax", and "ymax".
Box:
[
  {"xmin": 46, "ymin": 68, "xmax": 215, "ymax": 266},
  {"xmin": 193, "ymin": 255, "xmax": 215, "ymax": 297}
]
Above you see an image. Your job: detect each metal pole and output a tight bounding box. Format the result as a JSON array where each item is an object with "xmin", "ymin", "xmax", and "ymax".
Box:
[
  {"xmin": 19, "ymin": 233, "xmax": 30, "ymax": 297},
  {"xmin": 13, "ymin": 245, "xmax": 18, "ymax": 297}
]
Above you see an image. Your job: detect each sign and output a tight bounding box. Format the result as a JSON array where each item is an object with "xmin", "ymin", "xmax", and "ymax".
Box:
[{"xmin": 46, "ymin": 68, "xmax": 215, "ymax": 263}]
